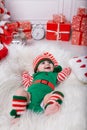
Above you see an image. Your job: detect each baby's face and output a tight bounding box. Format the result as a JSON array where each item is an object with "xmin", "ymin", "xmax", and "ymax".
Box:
[{"xmin": 37, "ymin": 60, "xmax": 54, "ymax": 72}]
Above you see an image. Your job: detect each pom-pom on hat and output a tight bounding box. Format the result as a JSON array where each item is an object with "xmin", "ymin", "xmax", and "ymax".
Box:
[{"xmin": 33, "ymin": 52, "xmax": 58, "ymax": 72}]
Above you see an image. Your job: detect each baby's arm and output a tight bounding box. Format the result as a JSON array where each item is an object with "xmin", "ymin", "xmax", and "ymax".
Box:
[
  {"xmin": 22, "ymin": 71, "xmax": 33, "ymax": 89},
  {"xmin": 57, "ymin": 67, "xmax": 71, "ymax": 82}
]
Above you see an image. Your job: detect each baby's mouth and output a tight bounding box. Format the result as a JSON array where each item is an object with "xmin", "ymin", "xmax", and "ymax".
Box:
[{"xmin": 45, "ymin": 67, "xmax": 51, "ymax": 69}]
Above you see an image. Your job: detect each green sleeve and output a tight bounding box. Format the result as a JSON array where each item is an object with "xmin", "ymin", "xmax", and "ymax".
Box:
[{"xmin": 53, "ymin": 65, "xmax": 62, "ymax": 73}]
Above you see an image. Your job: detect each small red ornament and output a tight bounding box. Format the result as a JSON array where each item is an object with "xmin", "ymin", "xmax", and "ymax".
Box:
[{"xmin": 0, "ymin": 43, "xmax": 8, "ymax": 60}]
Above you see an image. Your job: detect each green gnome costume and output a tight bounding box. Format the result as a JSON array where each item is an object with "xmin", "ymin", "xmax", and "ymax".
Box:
[
  {"xmin": 10, "ymin": 52, "xmax": 71, "ymax": 118},
  {"xmin": 27, "ymin": 52, "xmax": 63, "ymax": 112},
  {"xmin": 27, "ymin": 71, "xmax": 62, "ymax": 112}
]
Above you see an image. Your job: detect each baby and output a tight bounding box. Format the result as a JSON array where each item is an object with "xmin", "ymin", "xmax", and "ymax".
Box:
[{"xmin": 10, "ymin": 52, "xmax": 71, "ymax": 123}]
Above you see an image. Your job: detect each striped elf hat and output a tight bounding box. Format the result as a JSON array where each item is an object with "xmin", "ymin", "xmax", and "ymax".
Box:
[{"xmin": 33, "ymin": 52, "xmax": 58, "ymax": 72}]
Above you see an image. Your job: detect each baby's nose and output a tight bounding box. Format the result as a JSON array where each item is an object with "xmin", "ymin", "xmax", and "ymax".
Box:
[{"xmin": 45, "ymin": 61, "xmax": 50, "ymax": 65}]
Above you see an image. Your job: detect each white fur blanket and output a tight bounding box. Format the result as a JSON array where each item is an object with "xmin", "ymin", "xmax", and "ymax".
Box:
[{"xmin": 0, "ymin": 40, "xmax": 87, "ymax": 130}]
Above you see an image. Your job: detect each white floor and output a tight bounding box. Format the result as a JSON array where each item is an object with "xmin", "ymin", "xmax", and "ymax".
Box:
[
  {"xmin": 0, "ymin": 39, "xmax": 87, "ymax": 130},
  {"xmin": 31, "ymin": 39, "xmax": 87, "ymax": 56}
]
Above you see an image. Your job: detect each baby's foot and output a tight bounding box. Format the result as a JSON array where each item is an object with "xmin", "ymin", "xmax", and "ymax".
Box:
[
  {"xmin": 11, "ymin": 118, "xmax": 20, "ymax": 124},
  {"xmin": 44, "ymin": 102, "xmax": 60, "ymax": 115}
]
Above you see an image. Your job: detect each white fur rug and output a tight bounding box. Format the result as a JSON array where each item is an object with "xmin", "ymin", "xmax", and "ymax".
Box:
[{"xmin": 0, "ymin": 40, "xmax": 87, "ymax": 130}]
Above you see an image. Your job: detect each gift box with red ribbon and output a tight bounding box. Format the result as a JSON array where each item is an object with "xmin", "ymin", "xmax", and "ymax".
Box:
[
  {"xmin": 53, "ymin": 14, "xmax": 66, "ymax": 23},
  {"xmin": 71, "ymin": 7, "xmax": 87, "ymax": 46},
  {"xmin": 71, "ymin": 30, "xmax": 87, "ymax": 46},
  {"xmin": 72, "ymin": 14, "xmax": 87, "ymax": 32},
  {"xmin": 0, "ymin": 30, "xmax": 13, "ymax": 44},
  {"xmin": 0, "ymin": 21, "xmax": 32, "ymax": 44},
  {"xmin": 46, "ymin": 20, "xmax": 71, "ymax": 41},
  {"xmin": 0, "ymin": 24, "xmax": 13, "ymax": 44},
  {"xmin": 18, "ymin": 21, "xmax": 31, "ymax": 30},
  {"xmin": 5, "ymin": 22, "xmax": 19, "ymax": 34},
  {"xmin": 77, "ymin": 7, "xmax": 87, "ymax": 16},
  {"xmin": 17, "ymin": 21, "xmax": 32, "ymax": 39},
  {"xmin": 6, "ymin": 21, "xmax": 32, "ymax": 39}
]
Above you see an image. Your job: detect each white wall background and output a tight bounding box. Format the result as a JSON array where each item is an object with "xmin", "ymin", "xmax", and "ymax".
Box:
[{"xmin": 5, "ymin": 0, "xmax": 87, "ymax": 24}]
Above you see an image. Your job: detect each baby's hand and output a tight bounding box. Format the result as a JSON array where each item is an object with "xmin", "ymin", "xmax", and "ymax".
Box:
[
  {"xmin": 22, "ymin": 71, "xmax": 33, "ymax": 89},
  {"xmin": 63, "ymin": 67, "xmax": 71, "ymax": 76},
  {"xmin": 22, "ymin": 71, "xmax": 29, "ymax": 78},
  {"xmin": 57, "ymin": 67, "xmax": 71, "ymax": 82}
]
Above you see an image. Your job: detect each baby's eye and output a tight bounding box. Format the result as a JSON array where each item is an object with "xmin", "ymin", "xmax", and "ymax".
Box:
[
  {"xmin": 41, "ymin": 61, "xmax": 45, "ymax": 64},
  {"xmin": 48, "ymin": 61, "xmax": 52, "ymax": 64}
]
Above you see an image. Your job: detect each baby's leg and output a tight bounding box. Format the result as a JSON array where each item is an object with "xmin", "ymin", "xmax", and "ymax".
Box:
[
  {"xmin": 10, "ymin": 88, "xmax": 30, "ymax": 124},
  {"xmin": 43, "ymin": 91, "xmax": 64, "ymax": 115}
]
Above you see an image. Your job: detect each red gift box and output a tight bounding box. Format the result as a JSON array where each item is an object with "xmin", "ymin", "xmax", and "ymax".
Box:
[
  {"xmin": 0, "ymin": 30, "xmax": 13, "ymax": 44},
  {"xmin": 53, "ymin": 14, "xmax": 66, "ymax": 23},
  {"xmin": 0, "ymin": 24, "xmax": 14, "ymax": 44},
  {"xmin": 46, "ymin": 20, "xmax": 71, "ymax": 41},
  {"xmin": 17, "ymin": 21, "xmax": 31, "ymax": 30},
  {"xmin": 6, "ymin": 21, "xmax": 31, "ymax": 31},
  {"xmin": 72, "ymin": 15, "xmax": 87, "ymax": 32},
  {"xmin": 77, "ymin": 7, "xmax": 87, "ymax": 16},
  {"xmin": 6, "ymin": 21, "xmax": 32, "ymax": 39},
  {"xmin": 16, "ymin": 21, "xmax": 32, "ymax": 39},
  {"xmin": 6, "ymin": 22, "xmax": 19, "ymax": 33},
  {"xmin": 23, "ymin": 30, "xmax": 32, "ymax": 39},
  {"xmin": 71, "ymin": 30, "xmax": 87, "ymax": 46}
]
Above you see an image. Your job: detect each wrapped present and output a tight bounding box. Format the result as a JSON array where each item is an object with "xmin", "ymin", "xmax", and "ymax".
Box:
[
  {"xmin": 6, "ymin": 21, "xmax": 32, "ymax": 39},
  {"xmin": 71, "ymin": 30, "xmax": 87, "ymax": 46},
  {"xmin": 77, "ymin": 7, "xmax": 87, "ymax": 16},
  {"xmin": 17, "ymin": 21, "xmax": 31, "ymax": 30},
  {"xmin": 46, "ymin": 20, "xmax": 71, "ymax": 41},
  {"xmin": 53, "ymin": 14, "xmax": 66, "ymax": 23},
  {"xmin": 0, "ymin": 23, "xmax": 13, "ymax": 44},
  {"xmin": 6, "ymin": 21, "xmax": 31, "ymax": 32},
  {"xmin": 81, "ymin": 31, "xmax": 87, "ymax": 46},
  {"xmin": 72, "ymin": 14, "xmax": 87, "ymax": 32},
  {"xmin": 15, "ymin": 21, "xmax": 32, "ymax": 39},
  {"xmin": 23, "ymin": 30, "xmax": 32, "ymax": 39},
  {"xmin": 5, "ymin": 22, "xmax": 19, "ymax": 33},
  {"xmin": 0, "ymin": 29, "xmax": 13, "ymax": 44}
]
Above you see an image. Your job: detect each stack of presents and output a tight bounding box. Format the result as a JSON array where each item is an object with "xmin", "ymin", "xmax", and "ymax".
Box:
[
  {"xmin": 45, "ymin": 7, "xmax": 87, "ymax": 46},
  {"xmin": 71, "ymin": 8, "xmax": 87, "ymax": 46},
  {"xmin": 0, "ymin": 0, "xmax": 32, "ymax": 60},
  {"xmin": 0, "ymin": 21, "xmax": 32, "ymax": 45},
  {"xmin": 0, "ymin": 0, "xmax": 87, "ymax": 46},
  {"xmin": 0, "ymin": 0, "xmax": 32, "ymax": 45},
  {"xmin": 5, "ymin": 21, "xmax": 32, "ymax": 43},
  {"xmin": 46, "ymin": 14, "xmax": 71, "ymax": 41}
]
